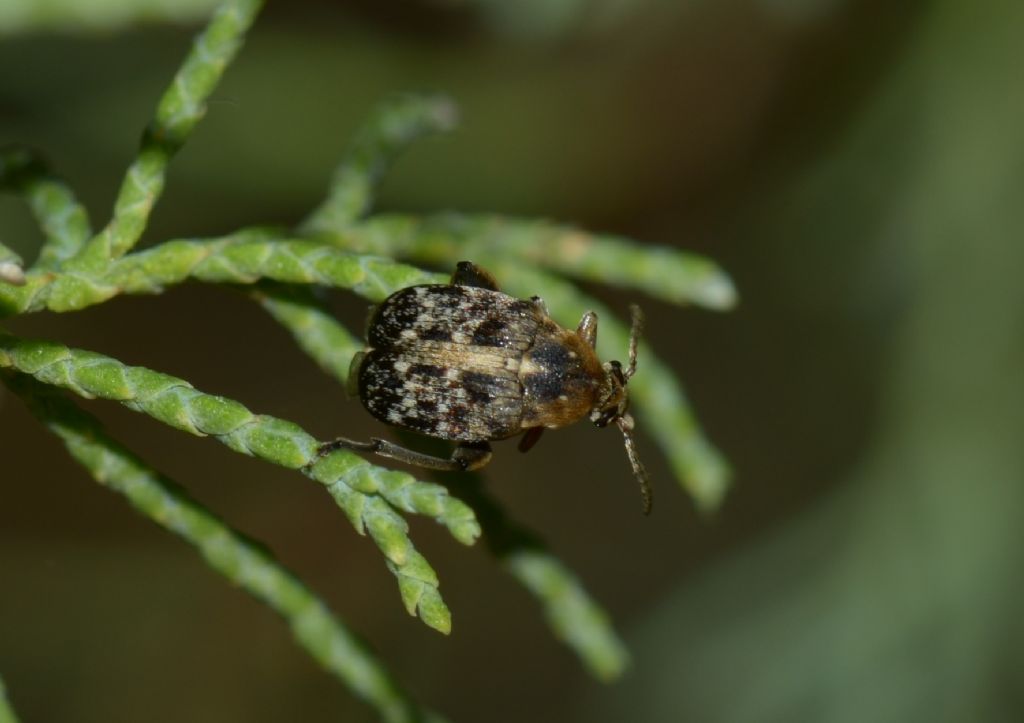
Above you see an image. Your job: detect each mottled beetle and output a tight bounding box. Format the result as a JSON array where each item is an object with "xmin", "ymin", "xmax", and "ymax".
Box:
[{"xmin": 321, "ymin": 261, "xmax": 653, "ymax": 513}]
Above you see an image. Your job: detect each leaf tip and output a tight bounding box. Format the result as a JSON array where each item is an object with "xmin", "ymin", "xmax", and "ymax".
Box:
[
  {"xmin": 419, "ymin": 592, "xmax": 452, "ymax": 635},
  {"xmin": 0, "ymin": 261, "xmax": 26, "ymax": 286},
  {"xmin": 700, "ymin": 272, "xmax": 739, "ymax": 311}
]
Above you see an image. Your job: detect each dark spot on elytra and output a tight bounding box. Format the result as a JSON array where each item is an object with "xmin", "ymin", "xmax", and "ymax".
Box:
[
  {"xmin": 522, "ymin": 339, "xmax": 597, "ymax": 405},
  {"xmin": 416, "ymin": 398, "xmax": 438, "ymax": 416},
  {"xmin": 399, "ymin": 414, "xmax": 441, "ymax": 436},
  {"xmin": 408, "ymin": 363, "xmax": 446, "ymax": 378},
  {"xmin": 471, "ymin": 317, "xmax": 510, "ymax": 346},
  {"xmin": 417, "ymin": 326, "xmax": 452, "ymax": 342},
  {"xmin": 529, "ymin": 339, "xmax": 571, "ymax": 371},
  {"xmin": 461, "ymin": 370, "xmax": 498, "ymax": 404}
]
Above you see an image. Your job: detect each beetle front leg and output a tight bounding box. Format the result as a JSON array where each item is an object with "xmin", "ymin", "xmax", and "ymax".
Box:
[
  {"xmin": 576, "ymin": 311, "xmax": 598, "ymax": 349},
  {"xmin": 317, "ymin": 437, "xmax": 492, "ymax": 472}
]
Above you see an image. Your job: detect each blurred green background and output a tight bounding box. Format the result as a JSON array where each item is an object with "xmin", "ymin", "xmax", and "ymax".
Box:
[{"xmin": 2, "ymin": 0, "xmax": 1022, "ymax": 721}]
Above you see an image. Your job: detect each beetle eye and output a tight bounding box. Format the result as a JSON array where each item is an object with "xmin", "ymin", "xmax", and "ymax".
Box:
[
  {"xmin": 608, "ymin": 360, "xmax": 625, "ymax": 384},
  {"xmin": 592, "ymin": 363, "xmax": 621, "ymax": 426}
]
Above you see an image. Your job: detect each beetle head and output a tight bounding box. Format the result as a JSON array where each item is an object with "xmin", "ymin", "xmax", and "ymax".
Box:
[{"xmin": 588, "ymin": 305, "xmax": 652, "ymax": 514}]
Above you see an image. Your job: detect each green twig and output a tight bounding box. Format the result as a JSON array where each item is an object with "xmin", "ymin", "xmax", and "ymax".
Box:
[
  {"xmin": 506, "ymin": 550, "xmax": 628, "ymax": 680},
  {"xmin": 440, "ymin": 471, "xmax": 630, "ymax": 680},
  {"xmin": 68, "ymin": 0, "xmax": 265, "ymax": 271},
  {"xmin": 0, "ymin": 233, "xmax": 448, "ymax": 316},
  {"xmin": 104, "ymin": 236, "xmax": 446, "ymax": 303},
  {"xmin": 253, "ymin": 282, "xmax": 363, "ymax": 381},
  {"xmin": 303, "ymin": 94, "xmax": 459, "ymax": 232},
  {"xmin": 0, "ymin": 146, "xmax": 92, "ymax": 269},
  {"xmin": 2, "ymin": 372, "xmax": 443, "ymax": 723},
  {"xmin": 319, "ymin": 212, "xmax": 737, "ymax": 311},
  {"xmin": 0, "ymin": 332, "xmax": 479, "ymax": 632},
  {"xmin": 0, "ymin": 1, "xmax": 220, "ymax": 34}
]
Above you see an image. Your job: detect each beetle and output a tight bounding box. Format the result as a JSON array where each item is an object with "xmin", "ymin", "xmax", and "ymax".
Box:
[{"xmin": 320, "ymin": 261, "xmax": 652, "ymax": 513}]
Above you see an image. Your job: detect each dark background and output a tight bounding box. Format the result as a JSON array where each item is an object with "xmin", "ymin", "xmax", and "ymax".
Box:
[{"xmin": 2, "ymin": 0, "xmax": 1022, "ymax": 721}]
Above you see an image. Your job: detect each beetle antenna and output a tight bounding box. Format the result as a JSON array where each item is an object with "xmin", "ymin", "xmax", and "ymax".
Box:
[
  {"xmin": 625, "ymin": 304, "xmax": 643, "ymax": 380},
  {"xmin": 616, "ymin": 413, "xmax": 652, "ymax": 514}
]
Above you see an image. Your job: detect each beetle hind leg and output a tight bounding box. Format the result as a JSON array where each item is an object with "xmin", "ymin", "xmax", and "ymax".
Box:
[{"xmin": 317, "ymin": 436, "xmax": 492, "ymax": 472}]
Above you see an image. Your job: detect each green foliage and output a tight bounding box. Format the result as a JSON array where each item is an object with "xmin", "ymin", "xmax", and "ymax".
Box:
[
  {"xmin": 0, "ymin": 0, "xmax": 734, "ymax": 718},
  {"xmin": 0, "ymin": 148, "xmax": 92, "ymax": 270},
  {"xmin": 3, "ymin": 373, "xmax": 441, "ymax": 723},
  {"xmin": 0, "ymin": 332, "xmax": 475, "ymax": 635},
  {"xmin": 342, "ymin": 213, "xmax": 736, "ymax": 311},
  {"xmin": 0, "ymin": 0, "xmax": 218, "ymax": 34},
  {"xmin": 67, "ymin": 0, "xmax": 262, "ymax": 272},
  {"xmin": 444, "ymin": 472, "xmax": 632, "ymax": 681},
  {"xmin": 303, "ymin": 94, "xmax": 460, "ymax": 232}
]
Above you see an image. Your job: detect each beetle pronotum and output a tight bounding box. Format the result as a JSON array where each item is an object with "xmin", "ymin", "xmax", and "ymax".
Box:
[{"xmin": 320, "ymin": 261, "xmax": 653, "ymax": 513}]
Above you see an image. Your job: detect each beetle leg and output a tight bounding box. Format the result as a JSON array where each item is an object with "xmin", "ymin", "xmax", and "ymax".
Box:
[
  {"xmin": 345, "ymin": 351, "xmax": 365, "ymax": 398},
  {"xmin": 452, "ymin": 441, "xmax": 493, "ymax": 470},
  {"xmin": 451, "ymin": 261, "xmax": 501, "ymax": 291},
  {"xmin": 615, "ymin": 413, "xmax": 653, "ymax": 515},
  {"xmin": 517, "ymin": 426, "xmax": 545, "ymax": 454},
  {"xmin": 317, "ymin": 437, "xmax": 492, "ymax": 472},
  {"xmin": 576, "ymin": 311, "xmax": 599, "ymax": 349}
]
